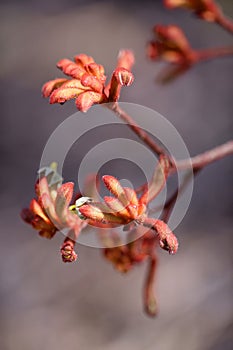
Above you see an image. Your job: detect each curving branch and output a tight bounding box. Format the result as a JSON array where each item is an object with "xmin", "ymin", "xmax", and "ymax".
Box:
[
  {"xmin": 216, "ymin": 13, "xmax": 233, "ymax": 35},
  {"xmin": 195, "ymin": 46, "xmax": 233, "ymax": 63},
  {"xmin": 176, "ymin": 140, "xmax": 233, "ymax": 170},
  {"xmin": 108, "ymin": 102, "xmax": 168, "ymax": 158},
  {"xmin": 108, "ymin": 103, "xmax": 233, "ymax": 173}
]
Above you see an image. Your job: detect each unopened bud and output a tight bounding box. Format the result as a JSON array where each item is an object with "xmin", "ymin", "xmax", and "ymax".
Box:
[{"xmin": 60, "ymin": 239, "xmax": 77, "ymax": 263}]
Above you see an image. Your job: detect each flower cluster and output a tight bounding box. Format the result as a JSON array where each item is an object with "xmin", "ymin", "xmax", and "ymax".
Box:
[
  {"xmin": 148, "ymin": 0, "xmax": 233, "ymax": 82},
  {"xmin": 77, "ymin": 157, "xmax": 178, "ymax": 255},
  {"xmin": 147, "ymin": 24, "xmax": 200, "ymax": 82},
  {"xmin": 22, "ymin": 49, "xmax": 181, "ymax": 316},
  {"xmin": 164, "ymin": 0, "xmax": 222, "ymax": 22},
  {"xmin": 21, "ymin": 155, "xmax": 178, "ymax": 266},
  {"xmin": 103, "ymin": 227, "xmax": 157, "ymax": 273},
  {"xmin": 21, "ymin": 163, "xmax": 87, "ymax": 262},
  {"xmin": 71, "ymin": 156, "xmax": 178, "ymax": 317},
  {"xmin": 147, "ymin": 25, "xmax": 195, "ymax": 65},
  {"xmin": 42, "ymin": 50, "xmax": 134, "ymax": 112}
]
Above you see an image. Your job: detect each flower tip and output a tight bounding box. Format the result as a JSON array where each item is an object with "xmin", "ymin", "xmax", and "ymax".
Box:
[
  {"xmin": 60, "ymin": 239, "xmax": 77, "ymax": 263},
  {"xmin": 102, "ymin": 175, "xmax": 113, "ymax": 187},
  {"xmin": 115, "ymin": 68, "xmax": 134, "ymax": 86},
  {"xmin": 159, "ymin": 234, "xmax": 179, "ymax": 255},
  {"xmin": 56, "ymin": 58, "xmax": 70, "ymax": 69},
  {"xmin": 102, "ymin": 175, "xmax": 120, "ymax": 193},
  {"xmin": 42, "ymin": 78, "xmax": 67, "ymax": 98},
  {"xmin": 102, "ymin": 174, "xmax": 111, "ymax": 182},
  {"xmin": 78, "ymin": 204, "xmax": 102, "ymax": 221}
]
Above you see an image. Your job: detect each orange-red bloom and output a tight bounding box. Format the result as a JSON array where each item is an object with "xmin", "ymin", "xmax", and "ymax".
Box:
[
  {"xmin": 60, "ymin": 237, "xmax": 77, "ymax": 263},
  {"xmin": 22, "ymin": 178, "xmax": 82, "ymax": 238},
  {"xmin": 103, "ymin": 227, "xmax": 157, "ymax": 273},
  {"xmin": 78, "ymin": 156, "xmax": 178, "ymax": 255},
  {"xmin": 147, "ymin": 25, "xmax": 195, "ymax": 65},
  {"xmin": 147, "ymin": 25, "xmax": 203, "ymax": 82},
  {"xmin": 21, "ymin": 195, "xmax": 58, "ymax": 239},
  {"xmin": 42, "ymin": 50, "xmax": 134, "ymax": 112},
  {"xmin": 21, "ymin": 164, "xmax": 87, "ymax": 261},
  {"xmin": 164, "ymin": 0, "xmax": 221, "ymax": 22}
]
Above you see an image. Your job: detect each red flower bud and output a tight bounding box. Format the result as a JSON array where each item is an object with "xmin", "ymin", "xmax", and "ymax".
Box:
[
  {"xmin": 60, "ymin": 237, "xmax": 77, "ymax": 263},
  {"xmin": 138, "ymin": 218, "xmax": 179, "ymax": 255},
  {"xmin": 108, "ymin": 68, "xmax": 134, "ymax": 102},
  {"xmin": 102, "ymin": 175, "xmax": 129, "ymax": 206},
  {"xmin": 148, "ymin": 25, "xmax": 194, "ymax": 66},
  {"xmin": 115, "ymin": 68, "xmax": 134, "ymax": 86},
  {"xmin": 81, "ymin": 202, "xmax": 126, "ymax": 224},
  {"xmin": 153, "ymin": 220, "xmax": 179, "ymax": 255},
  {"xmin": 164, "ymin": 0, "xmax": 221, "ymax": 22}
]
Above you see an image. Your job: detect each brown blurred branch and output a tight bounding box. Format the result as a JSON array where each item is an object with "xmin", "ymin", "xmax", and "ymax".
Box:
[
  {"xmin": 216, "ymin": 13, "xmax": 233, "ymax": 35},
  {"xmin": 109, "ymin": 103, "xmax": 233, "ymax": 173},
  {"xmin": 108, "ymin": 102, "xmax": 168, "ymax": 158},
  {"xmin": 176, "ymin": 140, "xmax": 233, "ymax": 170},
  {"xmin": 195, "ymin": 46, "xmax": 233, "ymax": 62}
]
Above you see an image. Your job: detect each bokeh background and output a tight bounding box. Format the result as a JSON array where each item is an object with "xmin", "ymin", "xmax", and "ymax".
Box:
[{"xmin": 1, "ymin": 0, "xmax": 233, "ymax": 349}]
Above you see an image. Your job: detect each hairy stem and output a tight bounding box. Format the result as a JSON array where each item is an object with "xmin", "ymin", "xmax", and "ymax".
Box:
[
  {"xmin": 195, "ymin": 46, "xmax": 233, "ymax": 63},
  {"xmin": 176, "ymin": 140, "xmax": 233, "ymax": 170},
  {"xmin": 216, "ymin": 14, "xmax": 233, "ymax": 35},
  {"xmin": 108, "ymin": 102, "xmax": 168, "ymax": 157},
  {"xmin": 107, "ymin": 103, "xmax": 233, "ymax": 208},
  {"xmin": 108, "ymin": 104, "xmax": 233, "ymax": 172},
  {"xmin": 161, "ymin": 169, "xmax": 199, "ymax": 223}
]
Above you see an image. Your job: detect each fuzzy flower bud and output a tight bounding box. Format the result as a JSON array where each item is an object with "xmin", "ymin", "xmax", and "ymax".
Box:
[
  {"xmin": 60, "ymin": 238, "xmax": 77, "ymax": 263},
  {"xmin": 164, "ymin": 0, "xmax": 222, "ymax": 22}
]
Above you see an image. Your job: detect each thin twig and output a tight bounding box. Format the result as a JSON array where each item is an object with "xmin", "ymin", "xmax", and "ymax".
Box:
[
  {"xmin": 176, "ymin": 140, "xmax": 233, "ymax": 170},
  {"xmin": 161, "ymin": 169, "xmax": 200, "ymax": 223},
  {"xmin": 216, "ymin": 14, "xmax": 233, "ymax": 35},
  {"xmin": 108, "ymin": 104, "xmax": 233, "ymax": 172},
  {"xmin": 107, "ymin": 102, "xmax": 168, "ymax": 157},
  {"xmin": 195, "ymin": 46, "xmax": 233, "ymax": 63}
]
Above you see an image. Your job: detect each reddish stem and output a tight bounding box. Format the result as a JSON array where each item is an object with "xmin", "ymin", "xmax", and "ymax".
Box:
[
  {"xmin": 160, "ymin": 169, "xmax": 199, "ymax": 223},
  {"xmin": 195, "ymin": 46, "xmax": 233, "ymax": 63},
  {"xmin": 109, "ymin": 103, "xmax": 233, "ymax": 172},
  {"xmin": 108, "ymin": 102, "xmax": 168, "ymax": 157},
  {"xmin": 216, "ymin": 13, "xmax": 233, "ymax": 35},
  {"xmin": 176, "ymin": 140, "xmax": 233, "ymax": 170}
]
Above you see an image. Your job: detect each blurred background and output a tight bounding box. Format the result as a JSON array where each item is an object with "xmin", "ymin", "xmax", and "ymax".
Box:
[{"xmin": 1, "ymin": 0, "xmax": 233, "ymax": 349}]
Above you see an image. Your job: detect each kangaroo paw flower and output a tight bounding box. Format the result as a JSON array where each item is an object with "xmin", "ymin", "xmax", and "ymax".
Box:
[{"xmin": 42, "ymin": 50, "xmax": 135, "ymax": 111}]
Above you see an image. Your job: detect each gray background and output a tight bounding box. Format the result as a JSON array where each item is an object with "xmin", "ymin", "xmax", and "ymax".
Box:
[{"xmin": 0, "ymin": 1, "xmax": 233, "ymax": 349}]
